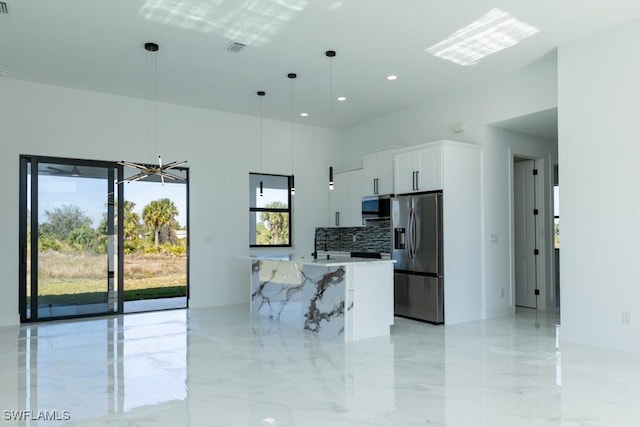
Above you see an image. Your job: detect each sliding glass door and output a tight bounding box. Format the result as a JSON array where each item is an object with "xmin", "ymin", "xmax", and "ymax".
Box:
[
  {"xmin": 120, "ymin": 167, "xmax": 189, "ymax": 313},
  {"xmin": 19, "ymin": 156, "xmax": 123, "ymax": 321}
]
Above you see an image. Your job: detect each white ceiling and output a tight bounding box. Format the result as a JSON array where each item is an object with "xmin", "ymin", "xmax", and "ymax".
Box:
[
  {"xmin": 2, "ymin": 1, "xmax": 640, "ymax": 132},
  {"xmin": 492, "ymin": 108, "xmax": 558, "ymax": 140}
]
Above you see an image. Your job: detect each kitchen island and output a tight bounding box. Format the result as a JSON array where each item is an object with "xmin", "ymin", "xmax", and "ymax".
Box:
[{"xmin": 249, "ymin": 255, "xmax": 395, "ymax": 342}]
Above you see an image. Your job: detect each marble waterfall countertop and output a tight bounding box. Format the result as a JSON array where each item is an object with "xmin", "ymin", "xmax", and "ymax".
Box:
[{"xmin": 248, "ymin": 254, "xmax": 395, "ymax": 342}]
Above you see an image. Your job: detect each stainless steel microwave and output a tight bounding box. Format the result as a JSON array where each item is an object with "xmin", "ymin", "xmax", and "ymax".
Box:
[{"xmin": 362, "ymin": 195, "xmax": 391, "ymax": 220}]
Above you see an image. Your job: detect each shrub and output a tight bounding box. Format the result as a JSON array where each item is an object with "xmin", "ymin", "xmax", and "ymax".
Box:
[
  {"xmin": 39, "ymin": 235, "xmax": 64, "ymax": 252},
  {"xmin": 160, "ymin": 242, "xmax": 186, "ymax": 257}
]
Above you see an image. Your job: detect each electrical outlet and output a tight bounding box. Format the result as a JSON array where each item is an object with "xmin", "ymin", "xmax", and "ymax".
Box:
[
  {"xmin": 622, "ymin": 312, "xmax": 632, "ymax": 325},
  {"xmin": 352, "ymin": 235, "xmax": 357, "ymax": 242}
]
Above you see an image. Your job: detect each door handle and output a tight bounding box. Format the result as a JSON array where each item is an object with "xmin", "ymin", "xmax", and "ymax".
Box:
[
  {"xmin": 408, "ymin": 207, "xmax": 413, "ymax": 259},
  {"xmin": 412, "ymin": 171, "xmax": 416, "ymax": 191},
  {"xmin": 415, "ymin": 170, "xmax": 419, "ymax": 191},
  {"xmin": 411, "ymin": 208, "xmax": 417, "ymax": 258},
  {"xmin": 335, "ymin": 211, "xmax": 340, "ymax": 227},
  {"xmin": 407, "ymin": 209, "xmax": 412, "ymax": 259},
  {"xmin": 375, "ymin": 178, "xmax": 379, "ymax": 194}
]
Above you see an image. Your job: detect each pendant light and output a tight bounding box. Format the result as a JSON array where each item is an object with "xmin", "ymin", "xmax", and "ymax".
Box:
[
  {"xmin": 118, "ymin": 42, "xmax": 187, "ymax": 185},
  {"xmin": 288, "ymin": 72, "xmax": 297, "ymax": 196},
  {"xmin": 257, "ymin": 90, "xmax": 265, "ymax": 197},
  {"xmin": 326, "ymin": 50, "xmax": 336, "ymax": 191},
  {"xmin": 329, "ymin": 166, "xmax": 334, "ymax": 190}
]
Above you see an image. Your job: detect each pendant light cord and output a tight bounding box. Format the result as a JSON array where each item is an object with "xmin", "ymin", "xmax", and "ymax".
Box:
[
  {"xmin": 147, "ymin": 51, "xmax": 153, "ymax": 164},
  {"xmin": 260, "ymin": 94, "xmax": 264, "ymax": 172},
  {"xmin": 151, "ymin": 49, "xmax": 158, "ymax": 164},
  {"xmin": 290, "ymin": 76, "xmax": 295, "ymax": 174},
  {"xmin": 329, "ymin": 56, "xmax": 333, "ymax": 125},
  {"xmin": 153, "ymin": 51, "xmax": 157, "ymax": 162}
]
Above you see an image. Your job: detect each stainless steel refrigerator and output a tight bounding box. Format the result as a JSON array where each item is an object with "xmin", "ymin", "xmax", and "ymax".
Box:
[{"xmin": 392, "ymin": 191, "xmax": 444, "ymax": 324}]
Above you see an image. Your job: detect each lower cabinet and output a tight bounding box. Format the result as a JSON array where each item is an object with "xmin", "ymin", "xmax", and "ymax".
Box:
[{"xmin": 394, "ymin": 272, "xmax": 444, "ymax": 324}]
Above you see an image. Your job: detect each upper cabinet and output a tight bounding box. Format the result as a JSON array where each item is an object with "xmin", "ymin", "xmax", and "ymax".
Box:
[
  {"xmin": 394, "ymin": 144, "xmax": 442, "ymax": 194},
  {"xmin": 329, "ymin": 169, "xmax": 364, "ymax": 227},
  {"xmin": 362, "ymin": 150, "xmax": 394, "ymax": 196}
]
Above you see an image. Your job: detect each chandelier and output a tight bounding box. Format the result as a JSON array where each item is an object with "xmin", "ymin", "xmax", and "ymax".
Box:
[{"xmin": 118, "ymin": 42, "xmax": 187, "ymax": 185}]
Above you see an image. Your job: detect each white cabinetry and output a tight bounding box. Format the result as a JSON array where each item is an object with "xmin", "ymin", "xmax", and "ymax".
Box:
[
  {"xmin": 394, "ymin": 144, "xmax": 442, "ymax": 194},
  {"xmin": 362, "ymin": 150, "xmax": 394, "ymax": 196},
  {"xmin": 329, "ymin": 169, "xmax": 364, "ymax": 227},
  {"xmin": 393, "ymin": 140, "xmax": 482, "ymax": 325},
  {"xmin": 393, "ymin": 151, "xmax": 417, "ymax": 195}
]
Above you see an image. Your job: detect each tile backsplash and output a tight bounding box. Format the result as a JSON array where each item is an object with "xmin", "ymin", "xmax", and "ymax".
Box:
[{"xmin": 315, "ymin": 220, "xmax": 391, "ymax": 254}]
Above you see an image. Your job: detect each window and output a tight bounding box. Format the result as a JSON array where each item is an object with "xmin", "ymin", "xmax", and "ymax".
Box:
[{"xmin": 249, "ymin": 173, "xmax": 292, "ymax": 247}]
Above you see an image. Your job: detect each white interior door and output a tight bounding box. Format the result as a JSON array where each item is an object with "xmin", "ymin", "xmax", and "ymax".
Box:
[{"xmin": 514, "ymin": 159, "xmax": 537, "ymax": 308}]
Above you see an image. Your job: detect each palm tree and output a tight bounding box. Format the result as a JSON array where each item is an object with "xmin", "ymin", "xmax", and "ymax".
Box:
[{"xmin": 142, "ymin": 198, "xmax": 179, "ymax": 248}]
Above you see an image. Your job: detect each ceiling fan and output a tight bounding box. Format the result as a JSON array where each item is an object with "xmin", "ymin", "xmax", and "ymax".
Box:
[{"xmin": 45, "ymin": 165, "xmax": 80, "ymax": 176}]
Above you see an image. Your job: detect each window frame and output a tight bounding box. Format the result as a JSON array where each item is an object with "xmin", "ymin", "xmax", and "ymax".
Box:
[{"xmin": 249, "ymin": 172, "xmax": 292, "ymax": 248}]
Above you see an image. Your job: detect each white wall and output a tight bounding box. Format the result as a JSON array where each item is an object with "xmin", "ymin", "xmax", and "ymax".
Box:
[
  {"xmin": 0, "ymin": 79, "xmax": 339, "ymax": 326},
  {"xmin": 486, "ymin": 128, "xmax": 557, "ymax": 313},
  {"xmin": 340, "ymin": 52, "xmax": 558, "ymax": 171},
  {"xmin": 341, "ymin": 54, "xmax": 558, "ymax": 321},
  {"xmin": 558, "ymin": 19, "xmax": 640, "ymax": 352},
  {"xmin": 0, "ymin": 53, "xmax": 561, "ymax": 328}
]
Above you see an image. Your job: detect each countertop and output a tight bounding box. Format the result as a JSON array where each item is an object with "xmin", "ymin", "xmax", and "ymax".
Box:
[{"xmin": 247, "ymin": 254, "xmax": 396, "ymax": 267}]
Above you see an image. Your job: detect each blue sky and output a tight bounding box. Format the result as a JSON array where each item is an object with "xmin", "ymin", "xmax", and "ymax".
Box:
[{"xmin": 34, "ymin": 175, "xmax": 187, "ymax": 228}]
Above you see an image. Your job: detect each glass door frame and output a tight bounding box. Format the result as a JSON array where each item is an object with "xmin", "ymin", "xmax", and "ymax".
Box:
[{"xmin": 19, "ymin": 155, "xmax": 125, "ymax": 322}]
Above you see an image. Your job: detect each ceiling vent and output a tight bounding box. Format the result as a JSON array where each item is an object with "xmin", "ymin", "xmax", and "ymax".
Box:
[
  {"xmin": 225, "ymin": 41, "xmax": 246, "ymax": 53},
  {"xmin": 0, "ymin": 2, "xmax": 8, "ymax": 14}
]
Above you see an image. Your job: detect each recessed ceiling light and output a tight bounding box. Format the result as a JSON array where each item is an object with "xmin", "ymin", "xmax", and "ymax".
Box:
[
  {"xmin": 425, "ymin": 8, "xmax": 539, "ymax": 66},
  {"xmin": 336, "ymin": 96, "xmax": 346, "ymax": 102},
  {"xmin": 299, "ymin": 112, "xmax": 309, "ymax": 117},
  {"xmin": 386, "ymin": 75, "xmax": 397, "ymax": 81}
]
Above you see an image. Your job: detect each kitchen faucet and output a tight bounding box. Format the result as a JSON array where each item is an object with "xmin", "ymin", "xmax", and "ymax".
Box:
[{"xmin": 312, "ymin": 228, "xmax": 329, "ymax": 259}]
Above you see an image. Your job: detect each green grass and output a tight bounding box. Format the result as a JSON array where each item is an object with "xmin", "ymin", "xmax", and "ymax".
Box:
[
  {"xmin": 29, "ymin": 286, "xmax": 187, "ymax": 307},
  {"xmin": 28, "ymin": 251, "xmax": 188, "ymax": 304},
  {"xmin": 123, "ymin": 285, "xmax": 186, "ymax": 301}
]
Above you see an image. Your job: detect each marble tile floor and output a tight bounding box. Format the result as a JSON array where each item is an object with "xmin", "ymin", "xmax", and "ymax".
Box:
[{"xmin": 0, "ymin": 305, "xmax": 638, "ymax": 426}]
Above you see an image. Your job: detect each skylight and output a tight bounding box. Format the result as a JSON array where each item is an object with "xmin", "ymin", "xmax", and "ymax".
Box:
[
  {"xmin": 425, "ymin": 9, "xmax": 539, "ymax": 66},
  {"xmin": 140, "ymin": 0, "xmax": 308, "ymax": 47}
]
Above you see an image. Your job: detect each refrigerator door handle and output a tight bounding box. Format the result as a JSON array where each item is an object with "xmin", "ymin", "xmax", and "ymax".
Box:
[
  {"xmin": 408, "ymin": 205, "xmax": 417, "ymax": 261},
  {"xmin": 410, "ymin": 207, "xmax": 417, "ymax": 261},
  {"xmin": 406, "ymin": 206, "xmax": 413, "ymax": 260}
]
